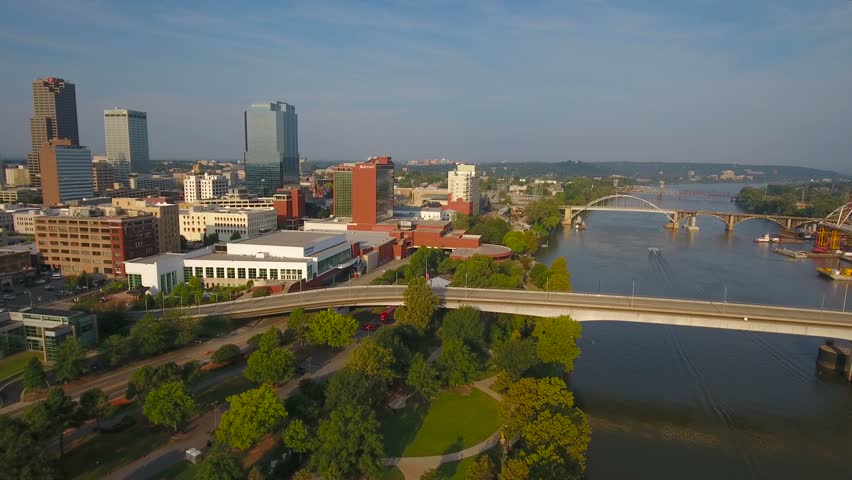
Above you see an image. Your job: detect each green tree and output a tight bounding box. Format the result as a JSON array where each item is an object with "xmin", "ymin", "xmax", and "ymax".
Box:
[
  {"xmin": 533, "ymin": 316, "xmax": 582, "ymax": 372},
  {"xmin": 54, "ymin": 337, "xmax": 87, "ymax": 382},
  {"xmin": 437, "ymin": 339, "xmax": 479, "ymax": 387},
  {"xmin": 494, "ymin": 337, "xmax": 539, "ymax": 380},
  {"xmin": 99, "ymin": 334, "xmax": 134, "ymax": 368},
  {"xmin": 440, "ymin": 306, "xmax": 485, "ymax": 349},
  {"xmin": 469, "ymin": 217, "xmax": 510, "ymax": 244},
  {"xmin": 244, "ymin": 347, "xmax": 295, "ymax": 385},
  {"xmin": 143, "ymin": 381, "xmax": 195, "ymax": 432},
  {"xmin": 397, "ymin": 276, "xmax": 440, "ymax": 331},
  {"xmin": 212, "ymin": 344, "xmax": 242, "ymax": 364},
  {"xmin": 163, "ymin": 309, "xmax": 197, "ymax": 346},
  {"xmin": 525, "ymin": 197, "xmax": 562, "ymax": 230},
  {"xmin": 22, "ymin": 357, "xmax": 46, "ymax": 390},
  {"xmin": 311, "ymin": 405, "xmax": 384, "ymax": 479},
  {"xmin": 282, "ymin": 419, "xmax": 314, "ymax": 462},
  {"xmin": 287, "ymin": 308, "xmax": 310, "ymax": 346},
  {"xmin": 406, "ymin": 353, "xmax": 439, "ymax": 399},
  {"xmin": 252, "ymin": 286, "xmax": 271, "ymax": 298},
  {"xmin": 195, "ymin": 443, "xmax": 244, "ymax": 480},
  {"xmin": 247, "ymin": 467, "xmax": 265, "ymax": 480},
  {"xmin": 347, "ymin": 339, "xmax": 396, "ymax": 383},
  {"xmin": 76, "ymin": 388, "xmax": 115, "ymax": 428},
  {"xmin": 230, "ymin": 231, "xmax": 242, "ymax": 241},
  {"xmin": 373, "ymin": 327, "xmax": 414, "ymax": 377},
  {"xmin": 502, "ymin": 230, "xmax": 527, "ymax": 254},
  {"xmin": 325, "ymin": 369, "xmax": 385, "ymax": 411},
  {"xmin": 127, "ymin": 362, "xmax": 185, "ymax": 401},
  {"xmin": 547, "ymin": 257, "xmax": 572, "ymax": 292},
  {"xmin": 291, "ymin": 469, "xmax": 314, "ymax": 480},
  {"xmin": 306, "ymin": 309, "xmax": 358, "ymax": 348},
  {"xmin": 130, "ymin": 313, "xmax": 172, "ymax": 356},
  {"xmin": 23, "ymin": 387, "xmax": 75, "ymax": 456},
  {"xmin": 216, "ymin": 384, "xmax": 288, "ymax": 450},
  {"xmin": 257, "ymin": 327, "xmax": 282, "ymax": 351},
  {"xmin": 409, "ymin": 246, "xmax": 447, "ymax": 278},
  {"xmin": 530, "ymin": 263, "xmax": 549, "ymax": 289},
  {"xmin": 465, "ymin": 455, "xmax": 496, "ymax": 480},
  {"xmin": 0, "ymin": 416, "xmax": 59, "ymax": 479},
  {"xmin": 498, "ymin": 459, "xmax": 530, "ymax": 480}
]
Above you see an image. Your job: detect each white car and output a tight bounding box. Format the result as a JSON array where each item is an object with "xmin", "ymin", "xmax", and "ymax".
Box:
[
  {"xmin": 50, "ymin": 273, "xmax": 63, "ymax": 280},
  {"xmin": 34, "ymin": 279, "xmax": 47, "ymax": 285}
]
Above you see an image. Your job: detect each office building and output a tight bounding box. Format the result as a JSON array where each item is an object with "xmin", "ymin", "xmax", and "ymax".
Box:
[
  {"xmin": 104, "ymin": 109, "xmax": 149, "ymax": 183},
  {"xmin": 111, "ymin": 198, "xmax": 181, "ymax": 254},
  {"xmin": 124, "ymin": 230, "xmax": 352, "ymax": 292},
  {"xmin": 0, "ymin": 188, "xmax": 39, "ymax": 204},
  {"xmin": 332, "ymin": 156, "xmax": 395, "ymax": 224},
  {"xmin": 129, "ymin": 174, "xmax": 178, "ymax": 191},
  {"xmin": 13, "ymin": 208, "xmax": 52, "ymax": 235},
  {"xmin": 447, "ymin": 163, "xmax": 480, "ymax": 215},
  {"xmin": 272, "ymin": 187, "xmax": 305, "ymax": 229},
  {"xmin": 184, "ymin": 173, "xmax": 229, "ymax": 202},
  {"xmin": 5, "ymin": 166, "xmax": 30, "ymax": 187},
  {"xmin": 0, "ymin": 308, "xmax": 97, "ymax": 363},
  {"xmin": 35, "ymin": 208, "xmax": 158, "ymax": 276},
  {"xmin": 179, "ymin": 205, "xmax": 277, "ymax": 242},
  {"xmin": 92, "ymin": 161, "xmax": 116, "ymax": 193},
  {"xmin": 244, "ymin": 102, "xmax": 299, "ymax": 195},
  {"xmin": 39, "ymin": 139, "xmax": 94, "ymax": 205},
  {"xmin": 332, "ymin": 164, "xmax": 354, "ymax": 218},
  {"xmin": 27, "ymin": 77, "xmax": 79, "ymax": 189}
]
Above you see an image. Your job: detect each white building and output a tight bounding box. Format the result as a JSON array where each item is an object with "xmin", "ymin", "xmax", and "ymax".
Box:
[
  {"xmin": 184, "ymin": 173, "xmax": 229, "ymax": 202},
  {"xmin": 124, "ymin": 230, "xmax": 353, "ymax": 292},
  {"xmin": 104, "ymin": 109, "xmax": 148, "ymax": 184},
  {"xmin": 4, "ymin": 166, "xmax": 30, "ymax": 187},
  {"xmin": 10, "ymin": 207, "xmax": 45, "ymax": 234},
  {"xmin": 448, "ymin": 163, "xmax": 480, "ymax": 215},
  {"xmin": 179, "ymin": 205, "xmax": 277, "ymax": 242}
]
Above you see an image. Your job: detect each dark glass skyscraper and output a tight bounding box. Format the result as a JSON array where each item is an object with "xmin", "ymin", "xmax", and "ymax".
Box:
[
  {"xmin": 27, "ymin": 77, "xmax": 79, "ymax": 189},
  {"xmin": 244, "ymin": 102, "xmax": 298, "ymax": 196}
]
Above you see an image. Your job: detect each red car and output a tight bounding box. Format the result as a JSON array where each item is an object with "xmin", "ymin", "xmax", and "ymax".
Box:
[
  {"xmin": 361, "ymin": 323, "xmax": 378, "ymax": 332},
  {"xmin": 379, "ymin": 306, "xmax": 397, "ymax": 325}
]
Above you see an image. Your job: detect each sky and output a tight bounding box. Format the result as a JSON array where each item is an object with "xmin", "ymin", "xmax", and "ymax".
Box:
[{"xmin": 1, "ymin": 0, "xmax": 851, "ymax": 172}]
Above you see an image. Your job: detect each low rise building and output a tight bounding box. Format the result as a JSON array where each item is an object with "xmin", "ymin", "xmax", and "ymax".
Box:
[
  {"xmin": 12, "ymin": 208, "xmax": 47, "ymax": 235},
  {"xmin": 179, "ymin": 205, "xmax": 277, "ymax": 242},
  {"xmin": 184, "ymin": 173, "xmax": 229, "ymax": 202},
  {"xmin": 0, "ymin": 308, "xmax": 97, "ymax": 362},
  {"xmin": 4, "ymin": 165, "xmax": 30, "ymax": 187},
  {"xmin": 92, "ymin": 161, "xmax": 116, "ymax": 193},
  {"xmin": 0, "ymin": 188, "xmax": 39, "ymax": 204},
  {"xmin": 129, "ymin": 174, "xmax": 179, "ymax": 191},
  {"xmin": 111, "ymin": 198, "xmax": 181, "ymax": 254}
]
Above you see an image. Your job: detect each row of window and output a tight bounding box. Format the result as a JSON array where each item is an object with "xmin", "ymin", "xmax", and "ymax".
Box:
[{"xmin": 183, "ymin": 266, "xmax": 305, "ymax": 281}]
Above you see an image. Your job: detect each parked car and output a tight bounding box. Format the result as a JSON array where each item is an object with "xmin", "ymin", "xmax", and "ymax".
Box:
[
  {"xmin": 34, "ymin": 279, "xmax": 47, "ymax": 285},
  {"xmin": 361, "ymin": 322, "xmax": 378, "ymax": 332},
  {"xmin": 44, "ymin": 285, "xmax": 55, "ymax": 291},
  {"xmin": 379, "ymin": 306, "xmax": 397, "ymax": 324},
  {"xmin": 50, "ymin": 273, "xmax": 63, "ymax": 280}
]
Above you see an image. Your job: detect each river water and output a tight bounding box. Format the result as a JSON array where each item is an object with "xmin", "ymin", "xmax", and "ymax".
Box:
[{"xmin": 535, "ymin": 184, "xmax": 852, "ymax": 479}]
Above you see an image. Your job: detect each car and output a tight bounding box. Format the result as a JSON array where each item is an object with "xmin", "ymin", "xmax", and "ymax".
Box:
[
  {"xmin": 34, "ymin": 279, "xmax": 47, "ymax": 285},
  {"xmin": 99, "ymin": 297, "xmax": 108, "ymax": 303},
  {"xmin": 361, "ymin": 322, "xmax": 378, "ymax": 332},
  {"xmin": 50, "ymin": 273, "xmax": 63, "ymax": 280},
  {"xmin": 44, "ymin": 285, "xmax": 55, "ymax": 291},
  {"xmin": 379, "ymin": 306, "xmax": 397, "ymax": 324},
  {"xmin": 203, "ymin": 350, "xmax": 214, "ymax": 355}
]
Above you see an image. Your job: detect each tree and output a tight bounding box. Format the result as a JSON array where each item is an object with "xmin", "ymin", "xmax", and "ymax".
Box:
[
  {"xmin": 127, "ymin": 362, "xmax": 186, "ymax": 401},
  {"xmin": 77, "ymin": 388, "xmax": 114, "ymax": 428},
  {"xmin": 409, "ymin": 246, "xmax": 447, "ymax": 278},
  {"xmin": 291, "ymin": 469, "xmax": 313, "ymax": 480},
  {"xmin": 397, "ymin": 277, "xmax": 440, "ymax": 331},
  {"xmin": 23, "ymin": 387, "xmax": 75, "ymax": 456},
  {"xmin": 406, "ymin": 353, "xmax": 439, "ymax": 399},
  {"xmin": 421, "ymin": 470, "xmax": 439, "ymax": 480},
  {"xmin": 547, "ymin": 257, "xmax": 572, "ymax": 292},
  {"xmin": 143, "ymin": 381, "xmax": 195, "ymax": 432},
  {"xmin": 99, "ymin": 334, "xmax": 134, "ymax": 368},
  {"xmin": 0, "ymin": 416, "xmax": 59, "ymax": 479},
  {"xmin": 247, "ymin": 467, "xmax": 265, "ymax": 480},
  {"xmin": 499, "ymin": 459, "xmax": 530, "ymax": 480},
  {"xmin": 258, "ymin": 327, "xmax": 282, "ymax": 351},
  {"xmin": 311, "ymin": 405, "xmax": 384, "ymax": 479},
  {"xmin": 494, "ymin": 337, "xmax": 538, "ymax": 380},
  {"xmin": 469, "ymin": 217, "xmax": 510, "ymax": 244},
  {"xmin": 440, "ymin": 306, "xmax": 485, "ymax": 349},
  {"xmin": 216, "ymin": 384, "xmax": 288, "ymax": 450},
  {"xmin": 282, "ymin": 419, "xmax": 314, "ymax": 462},
  {"xmin": 244, "ymin": 347, "xmax": 295, "ymax": 385},
  {"xmin": 530, "ymin": 263, "xmax": 549, "ymax": 289},
  {"xmin": 96, "ymin": 307, "xmax": 130, "ymax": 337},
  {"xmin": 163, "ymin": 309, "xmax": 197, "ymax": 346},
  {"xmin": 532, "ymin": 316, "xmax": 582, "ymax": 372},
  {"xmin": 373, "ymin": 327, "xmax": 413, "ymax": 377},
  {"xmin": 130, "ymin": 313, "xmax": 172, "ymax": 356},
  {"xmin": 230, "ymin": 232, "xmax": 242, "ymax": 241},
  {"xmin": 195, "ymin": 443, "xmax": 244, "ymax": 480},
  {"xmin": 54, "ymin": 337, "xmax": 87, "ymax": 382},
  {"xmin": 502, "ymin": 231, "xmax": 527, "ymax": 254},
  {"xmin": 23, "ymin": 357, "xmax": 45, "ymax": 390},
  {"xmin": 437, "ymin": 339, "xmax": 479, "ymax": 387},
  {"xmin": 287, "ymin": 308, "xmax": 310, "ymax": 346},
  {"xmin": 347, "ymin": 339, "xmax": 396, "ymax": 383},
  {"xmin": 212, "ymin": 344, "xmax": 242, "ymax": 364},
  {"xmin": 525, "ymin": 197, "xmax": 562, "ymax": 230},
  {"xmin": 465, "ymin": 455, "xmax": 496, "ymax": 480},
  {"xmin": 306, "ymin": 309, "xmax": 358, "ymax": 348},
  {"xmin": 252, "ymin": 286, "xmax": 271, "ymax": 298},
  {"xmin": 325, "ymin": 369, "xmax": 385, "ymax": 411}
]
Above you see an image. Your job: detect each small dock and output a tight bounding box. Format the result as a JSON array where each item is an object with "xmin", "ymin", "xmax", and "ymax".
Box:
[{"xmin": 774, "ymin": 248, "xmax": 808, "ymax": 259}]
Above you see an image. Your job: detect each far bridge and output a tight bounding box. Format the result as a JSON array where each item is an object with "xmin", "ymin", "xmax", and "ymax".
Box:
[{"xmin": 562, "ymin": 194, "xmax": 826, "ymax": 231}]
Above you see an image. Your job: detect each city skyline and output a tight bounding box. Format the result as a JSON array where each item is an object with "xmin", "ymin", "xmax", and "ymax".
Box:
[{"xmin": 1, "ymin": 1, "xmax": 851, "ymax": 172}]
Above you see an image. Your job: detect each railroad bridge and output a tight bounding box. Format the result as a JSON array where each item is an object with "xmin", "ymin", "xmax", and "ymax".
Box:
[{"xmin": 562, "ymin": 194, "xmax": 825, "ymax": 231}]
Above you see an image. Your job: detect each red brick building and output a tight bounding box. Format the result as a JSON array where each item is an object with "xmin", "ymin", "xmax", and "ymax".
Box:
[{"xmin": 272, "ymin": 187, "xmax": 305, "ymax": 229}]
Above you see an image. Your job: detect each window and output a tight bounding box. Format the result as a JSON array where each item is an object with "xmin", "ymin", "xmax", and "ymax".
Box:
[
  {"xmin": 227, "ymin": 268, "xmax": 235, "ymax": 279},
  {"xmin": 128, "ymin": 274, "xmax": 142, "ymax": 289},
  {"xmin": 184, "ymin": 267, "xmax": 192, "ymax": 279},
  {"xmin": 258, "ymin": 268, "xmax": 267, "ymax": 279},
  {"xmin": 248, "ymin": 268, "xmax": 257, "ymax": 279},
  {"xmin": 237, "ymin": 268, "xmax": 246, "ymax": 279},
  {"xmin": 216, "ymin": 267, "xmax": 225, "ymax": 278},
  {"xmin": 269, "ymin": 269, "xmax": 278, "ymax": 280},
  {"xmin": 195, "ymin": 267, "xmax": 204, "ymax": 277}
]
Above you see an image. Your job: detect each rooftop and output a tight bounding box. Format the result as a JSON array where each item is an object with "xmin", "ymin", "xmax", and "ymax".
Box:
[
  {"xmin": 125, "ymin": 252, "xmax": 188, "ymax": 265},
  {"xmin": 19, "ymin": 307, "xmax": 82, "ymax": 317},
  {"xmin": 233, "ymin": 230, "xmax": 344, "ymax": 248},
  {"xmin": 189, "ymin": 252, "xmax": 309, "ymax": 264}
]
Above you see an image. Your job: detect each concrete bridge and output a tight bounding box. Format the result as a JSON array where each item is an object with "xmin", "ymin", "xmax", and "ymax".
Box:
[
  {"xmin": 181, "ymin": 285, "xmax": 852, "ymax": 341},
  {"xmin": 562, "ymin": 194, "xmax": 823, "ymax": 231}
]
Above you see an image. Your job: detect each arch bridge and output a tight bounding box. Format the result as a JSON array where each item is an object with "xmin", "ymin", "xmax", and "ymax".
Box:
[{"xmin": 562, "ymin": 194, "xmax": 826, "ymax": 231}]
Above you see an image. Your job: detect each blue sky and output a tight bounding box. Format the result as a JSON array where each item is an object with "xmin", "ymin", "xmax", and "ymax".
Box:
[{"xmin": 1, "ymin": 0, "xmax": 851, "ymax": 171}]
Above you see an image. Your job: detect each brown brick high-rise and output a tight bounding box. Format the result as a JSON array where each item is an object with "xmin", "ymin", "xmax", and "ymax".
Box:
[{"xmin": 27, "ymin": 77, "xmax": 80, "ymax": 189}]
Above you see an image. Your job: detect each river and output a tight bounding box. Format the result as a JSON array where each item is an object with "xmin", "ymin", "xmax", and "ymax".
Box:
[{"xmin": 534, "ymin": 183, "xmax": 852, "ymax": 479}]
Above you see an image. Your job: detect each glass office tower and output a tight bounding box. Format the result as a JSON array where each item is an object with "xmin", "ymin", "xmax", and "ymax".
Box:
[{"xmin": 244, "ymin": 102, "xmax": 298, "ymax": 196}]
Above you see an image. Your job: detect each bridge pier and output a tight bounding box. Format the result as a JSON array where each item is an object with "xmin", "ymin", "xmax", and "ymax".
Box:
[
  {"xmin": 685, "ymin": 216, "xmax": 699, "ymax": 231},
  {"xmin": 562, "ymin": 208, "xmax": 574, "ymax": 226},
  {"xmin": 664, "ymin": 211, "xmax": 680, "ymax": 229},
  {"xmin": 725, "ymin": 214, "xmax": 736, "ymax": 232}
]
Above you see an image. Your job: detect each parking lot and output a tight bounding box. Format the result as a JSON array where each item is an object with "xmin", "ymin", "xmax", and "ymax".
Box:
[{"xmin": 0, "ymin": 275, "xmax": 105, "ymax": 312}]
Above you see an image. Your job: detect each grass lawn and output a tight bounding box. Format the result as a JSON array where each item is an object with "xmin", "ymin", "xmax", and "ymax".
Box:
[
  {"xmin": 380, "ymin": 388, "xmax": 501, "ymax": 457},
  {"xmin": 151, "ymin": 460, "xmax": 199, "ymax": 480},
  {"xmin": 432, "ymin": 447, "xmax": 500, "ymax": 480},
  {"xmin": 0, "ymin": 351, "xmax": 41, "ymax": 379},
  {"xmin": 194, "ymin": 372, "xmax": 254, "ymax": 406},
  {"xmin": 381, "ymin": 466, "xmax": 405, "ymax": 480},
  {"xmin": 60, "ymin": 415, "xmax": 172, "ymax": 480}
]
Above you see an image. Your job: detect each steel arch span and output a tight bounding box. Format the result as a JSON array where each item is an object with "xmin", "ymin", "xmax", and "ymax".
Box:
[{"xmin": 565, "ymin": 194, "xmax": 677, "ymax": 223}]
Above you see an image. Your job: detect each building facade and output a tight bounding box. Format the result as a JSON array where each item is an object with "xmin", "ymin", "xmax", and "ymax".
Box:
[
  {"xmin": 13, "ymin": 208, "xmax": 49, "ymax": 235},
  {"xmin": 129, "ymin": 174, "xmax": 178, "ymax": 191},
  {"xmin": 104, "ymin": 109, "xmax": 149, "ymax": 184},
  {"xmin": 351, "ymin": 156, "xmax": 394, "ymax": 224},
  {"xmin": 27, "ymin": 77, "xmax": 79, "ymax": 189},
  {"xmin": 39, "ymin": 139, "xmax": 94, "ymax": 205},
  {"xmin": 0, "ymin": 308, "xmax": 97, "ymax": 362},
  {"xmin": 92, "ymin": 161, "xmax": 116, "ymax": 193},
  {"xmin": 244, "ymin": 102, "xmax": 299, "ymax": 196},
  {"xmin": 111, "ymin": 198, "xmax": 181, "ymax": 254},
  {"xmin": 0, "ymin": 189, "xmax": 39, "ymax": 204},
  {"xmin": 35, "ymin": 209, "xmax": 158, "ymax": 276},
  {"xmin": 447, "ymin": 163, "xmax": 480, "ymax": 216},
  {"xmin": 4, "ymin": 166, "xmax": 30, "ymax": 187},
  {"xmin": 184, "ymin": 173, "xmax": 229, "ymax": 202},
  {"xmin": 332, "ymin": 164, "xmax": 354, "ymax": 218},
  {"xmin": 179, "ymin": 206, "xmax": 277, "ymax": 242}
]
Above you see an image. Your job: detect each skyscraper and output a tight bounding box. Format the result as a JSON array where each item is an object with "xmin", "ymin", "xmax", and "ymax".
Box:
[
  {"xmin": 27, "ymin": 77, "xmax": 79, "ymax": 189},
  {"xmin": 244, "ymin": 102, "xmax": 298, "ymax": 196},
  {"xmin": 40, "ymin": 139, "xmax": 93, "ymax": 205},
  {"xmin": 447, "ymin": 164, "xmax": 480, "ymax": 215},
  {"xmin": 104, "ymin": 109, "xmax": 149, "ymax": 184},
  {"xmin": 331, "ymin": 157, "xmax": 394, "ymax": 224}
]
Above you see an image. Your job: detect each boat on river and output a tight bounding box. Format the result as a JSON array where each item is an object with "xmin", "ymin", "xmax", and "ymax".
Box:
[
  {"xmin": 754, "ymin": 234, "xmax": 780, "ymax": 243},
  {"xmin": 816, "ymin": 267, "xmax": 852, "ymax": 281}
]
